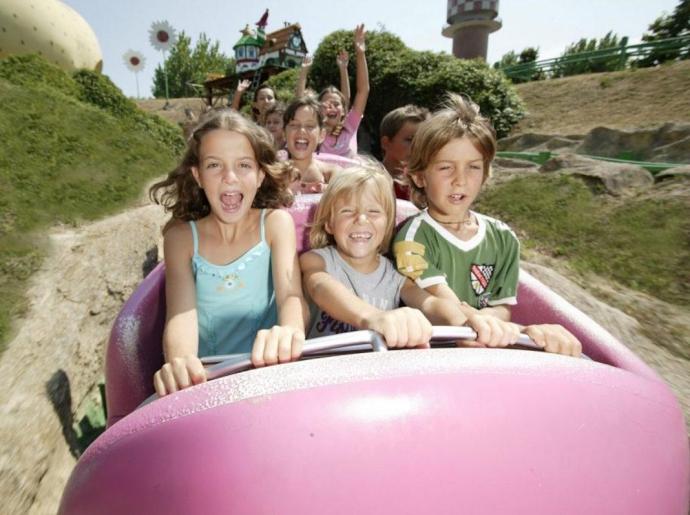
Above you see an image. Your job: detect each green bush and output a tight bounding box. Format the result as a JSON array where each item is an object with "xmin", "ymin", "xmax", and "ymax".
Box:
[
  {"xmin": 73, "ymin": 69, "xmax": 184, "ymax": 154},
  {"xmin": 73, "ymin": 69, "xmax": 139, "ymax": 118},
  {"xmin": 308, "ymin": 29, "xmax": 524, "ymax": 151},
  {"xmin": 0, "ymin": 54, "xmax": 79, "ymax": 98},
  {"xmin": 265, "ymin": 68, "xmax": 300, "ymax": 104}
]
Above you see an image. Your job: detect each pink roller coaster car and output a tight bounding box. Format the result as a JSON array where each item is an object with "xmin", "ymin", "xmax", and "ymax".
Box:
[{"xmin": 59, "ymin": 194, "xmax": 689, "ymax": 514}]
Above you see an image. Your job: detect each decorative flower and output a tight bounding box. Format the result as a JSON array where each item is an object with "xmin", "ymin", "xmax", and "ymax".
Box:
[
  {"xmin": 149, "ymin": 20, "xmax": 177, "ymax": 52},
  {"xmin": 123, "ymin": 50, "xmax": 146, "ymax": 72}
]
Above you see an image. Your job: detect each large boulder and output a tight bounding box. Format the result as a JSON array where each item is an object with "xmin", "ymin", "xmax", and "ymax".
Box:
[
  {"xmin": 498, "ymin": 132, "xmax": 583, "ymax": 152},
  {"xmin": 655, "ymin": 164, "xmax": 690, "ymax": 181},
  {"xmin": 540, "ymin": 153, "xmax": 654, "ymax": 196},
  {"xmin": 577, "ymin": 123, "xmax": 690, "ymax": 162}
]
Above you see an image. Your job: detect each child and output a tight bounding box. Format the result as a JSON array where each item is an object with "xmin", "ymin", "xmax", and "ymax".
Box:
[
  {"xmin": 393, "ymin": 93, "xmax": 582, "ymax": 356},
  {"xmin": 298, "ymin": 24, "xmax": 369, "ymax": 158},
  {"xmin": 149, "ymin": 109, "xmax": 308, "ymax": 396},
  {"xmin": 301, "ymin": 161, "xmax": 494, "ymax": 348},
  {"xmin": 284, "ymin": 96, "xmax": 340, "ymax": 194},
  {"xmin": 264, "ymin": 102, "xmax": 286, "ymax": 150},
  {"xmin": 379, "ymin": 104, "xmax": 430, "ymax": 200},
  {"xmin": 231, "ymin": 81, "xmax": 277, "ymax": 125}
]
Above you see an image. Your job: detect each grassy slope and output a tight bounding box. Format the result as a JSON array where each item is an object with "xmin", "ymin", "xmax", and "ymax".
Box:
[
  {"xmin": 513, "ymin": 60, "xmax": 690, "ymax": 135},
  {"xmin": 0, "ymin": 79, "xmax": 177, "ymax": 349},
  {"xmin": 475, "ymin": 175, "xmax": 690, "ymax": 307}
]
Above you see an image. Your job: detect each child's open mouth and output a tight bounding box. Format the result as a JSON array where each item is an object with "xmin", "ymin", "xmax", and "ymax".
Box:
[
  {"xmin": 220, "ymin": 191, "xmax": 243, "ymax": 212},
  {"xmin": 349, "ymin": 232, "xmax": 372, "ymax": 242},
  {"xmin": 449, "ymin": 193, "xmax": 466, "ymax": 203},
  {"xmin": 294, "ymin": 138, "xmax": 309, "ymax": 151}
]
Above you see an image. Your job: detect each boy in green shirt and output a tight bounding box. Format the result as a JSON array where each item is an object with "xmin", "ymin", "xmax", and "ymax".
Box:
[{"xmin": 393, "ymin": 93, "xmax": 581, "ymax": 356}]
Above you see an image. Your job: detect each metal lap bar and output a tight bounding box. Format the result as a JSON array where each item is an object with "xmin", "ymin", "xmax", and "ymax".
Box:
[{"xmin": 138, "ymin": 328, "xmax": 543, "ymax": 407}]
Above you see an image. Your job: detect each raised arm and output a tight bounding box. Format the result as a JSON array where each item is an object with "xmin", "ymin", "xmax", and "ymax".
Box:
[
  {"xmin": 231, "ymin": 79, "xmax": 250, "ymax": 111},
  {"xmin": 337, "ymin": 50, "xmax": 351, "ymax": 107},
  {"xmin": 153, "ymin": 224, "xmax": 207, "ymax": 396},
  {"xmin": 351, "ymin": 24, "xmax": 370, "ymax": 116},
  {"xmin": 300, "ymin": 251, "xmax": 431, "ymax": 348},
  {"xmin": 252, "ymin": 209, "xmax": 308, "ymax": 367},
  {"xmin": 296, "ymin": 55, "xmax": 313, "ymax": 98}
]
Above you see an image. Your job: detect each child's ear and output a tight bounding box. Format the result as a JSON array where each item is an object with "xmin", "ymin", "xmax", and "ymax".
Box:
[
  {"xmin": 410, "ymin": 171, "xmax": 425, "ymax": 189},
  {"xmin": 191, "ymin": 166, "xmax": 202, "ymax": 188},
  {"xmin": 380, "ymin": 136, "xmax": 390, "ymax": 154},
  {"xmin": 324, "ymin": 217, "xmax": 334, "ymax": 235}
]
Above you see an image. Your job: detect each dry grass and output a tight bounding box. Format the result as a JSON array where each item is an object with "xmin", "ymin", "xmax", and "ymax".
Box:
[{"xmin": 513, "ymin": 60, "xmax": 690, "ymax": 135}]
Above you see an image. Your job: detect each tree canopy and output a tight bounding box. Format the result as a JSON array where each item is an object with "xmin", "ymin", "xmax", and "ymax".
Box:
[{"xmin": 152, "ymin": 32, "xmax": 235, "ymax": 98}]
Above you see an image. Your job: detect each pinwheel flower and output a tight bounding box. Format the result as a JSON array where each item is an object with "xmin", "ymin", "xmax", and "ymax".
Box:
[
  {"xmin": 149, "ymin": 20, "xmax": 176, "ymax": 52},
  {"xmin": 123, "ymin": 50, "xmax": 146, "ymax": 72}
]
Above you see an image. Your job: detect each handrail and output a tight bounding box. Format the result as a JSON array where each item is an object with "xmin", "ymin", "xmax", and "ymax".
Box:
[
  {"xmin": 501, "ymin": 35, "xmax": 690, "ymax": 81},
  {"xmin": 496, "ymin": 151, "xmax": 687, "ymax": 174}
]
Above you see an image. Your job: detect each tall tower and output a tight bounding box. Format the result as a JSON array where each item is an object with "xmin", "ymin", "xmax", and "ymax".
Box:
[{"xmin": 442, "ymin": 0, "xmax": 502, "ymax": 60}]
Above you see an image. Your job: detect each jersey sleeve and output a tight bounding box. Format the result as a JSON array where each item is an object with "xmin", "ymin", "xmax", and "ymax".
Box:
[
  {"xmin": 393, "ymin": 218, "xmax": 447, "ymax": 289},
  {"xmin": 487, "ymin": 228, "xmax": 520, "ymax": 306}
]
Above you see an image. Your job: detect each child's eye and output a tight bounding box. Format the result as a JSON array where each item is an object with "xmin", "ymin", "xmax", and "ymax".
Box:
[{"xmin": 206, "ymin": 162, "xmax": 220, "ymax": 169}]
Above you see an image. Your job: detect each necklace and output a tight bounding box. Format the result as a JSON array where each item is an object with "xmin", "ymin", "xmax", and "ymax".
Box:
[{"xmin": 434, "ymin": 212, "xmax": 475, "ymax": 228}]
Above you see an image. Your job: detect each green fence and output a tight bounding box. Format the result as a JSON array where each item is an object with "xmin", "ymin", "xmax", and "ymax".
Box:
[
  {"xmin": 496, "ymin": 151, "xmax": 685, "ymax": 174},
  {"xmin": 501, "ymin": 35, "xmax": 690, "ymax": 82}
]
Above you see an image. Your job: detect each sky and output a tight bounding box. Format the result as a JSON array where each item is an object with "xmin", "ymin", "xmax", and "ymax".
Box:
[{"xmin": 62, "ymin": 0, "xmax": 680, "ymax": 99}]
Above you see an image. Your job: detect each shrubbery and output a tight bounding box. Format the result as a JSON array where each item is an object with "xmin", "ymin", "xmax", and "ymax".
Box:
[
  {"xmin": 0, "ymin": 54, "xmax": 80, "ymax": 98},
  {"xmin": 0, "ymin": 55, "xmax": 184, "ymax": 154}
]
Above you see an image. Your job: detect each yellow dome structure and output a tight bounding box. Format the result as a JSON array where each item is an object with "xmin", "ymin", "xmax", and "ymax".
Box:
[{"xmin": 0, "ymin": 0, "xmax": 102, "ymax": 71}]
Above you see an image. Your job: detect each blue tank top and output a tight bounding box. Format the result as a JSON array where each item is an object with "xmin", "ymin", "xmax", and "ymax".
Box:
[{"xmin": 190, "ymin": 209, "xmax": 277, "ymax": 356}]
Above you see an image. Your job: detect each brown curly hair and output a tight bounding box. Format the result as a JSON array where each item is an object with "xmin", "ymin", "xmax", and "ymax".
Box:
[
  {"xmin": 150, "ymin": 109, "xmax": 296, "ymax": 229},
  {"xmin": 406, "ymin": 93, "xmax": 496, "ymax": 209}
]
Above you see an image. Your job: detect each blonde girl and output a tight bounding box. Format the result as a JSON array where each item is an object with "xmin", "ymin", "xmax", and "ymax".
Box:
[
  {"xmin": 300, "ymin": 162, "xmax": 472, "ymax": 348},
  {"xmin": 149, "ymin": 109, "xmax": 308, "ymax": 396}
]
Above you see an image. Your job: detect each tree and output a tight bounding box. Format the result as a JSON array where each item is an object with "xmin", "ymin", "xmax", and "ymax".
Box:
[
  {"xmin": 307, "ymin": 28, "xmax": 524, "ymax": 152},
  {"xmin": 639, "ymin": 0, "xmax": 690, "ymax": 65},
  {"xmin": 152, "ymin": 32, "xmax": 235, "ymax": 98},
  {"xmin": 494, "ymin": 47, "xmax": 544, "ymax": 83},
  {"xmin": 552, "ymin": 32, "xmax": 627, "ymax": 77}
]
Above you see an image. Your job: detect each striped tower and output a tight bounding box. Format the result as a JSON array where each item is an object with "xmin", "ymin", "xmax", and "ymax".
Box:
[{"xmin": 442, "ymin": 0, "xmax": 502, "ymax": 60}]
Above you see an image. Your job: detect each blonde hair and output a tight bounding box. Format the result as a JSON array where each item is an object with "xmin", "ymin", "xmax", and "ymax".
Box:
[
  {"xmin": 149, "ymin": 109, "xmax": 296, "ymax": 229},
  {"xmin": 406, "ymin": 93, "xmax": 496, "ymax": 209},
  {"xmin": 309, "ymin": 160, "xmax": 396, "ymax": 252}
]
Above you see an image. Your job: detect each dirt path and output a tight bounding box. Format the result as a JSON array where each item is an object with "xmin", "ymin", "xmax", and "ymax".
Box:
[
  {"xmin": 0, "ymin": 202, "xmax": 687, "ymax": 514},
  {"xmin": 0, "ymin": 204, "xmax": 167, "ymax": 515}
]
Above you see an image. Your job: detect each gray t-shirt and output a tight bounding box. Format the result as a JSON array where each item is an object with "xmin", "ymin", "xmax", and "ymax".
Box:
[{"xmin": 307, "ymin": 246, "xmax": 407, "ymax": 338}]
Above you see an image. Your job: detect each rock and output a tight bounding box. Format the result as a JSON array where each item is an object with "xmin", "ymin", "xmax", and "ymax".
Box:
[
  {"xmin": 490, "ymin": 158, "xmax": 539, "ymax": 187},
  {"xmin": 577, "ymin": 123, "xmax": 690, "ymax": 161},
  {"xmin": 651, "ymin": 136, "xmax": 690, "ymax": 163},
  {"xmin": 494, "ymin": 157, "xmax": 540, "ymax": 169},
  {"xmin": 498, "ymin": 132, "xmax": 583, "ymax": 153},
  {"xmin": 656, "ymin": 164, "xmax": 690, "ymax": 181},
  {"xmin": 540, "ymin": 153, "xmax": 654, "ymax": 196}
]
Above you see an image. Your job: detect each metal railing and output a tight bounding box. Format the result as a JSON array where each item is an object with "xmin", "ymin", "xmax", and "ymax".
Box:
[
  {"xmin": 501, "ymin": 35, "xmax": 690, "ymax": 82},
  {"xmin": 496, "ymin": 151, "xmax": 685, "ymax": 174}
]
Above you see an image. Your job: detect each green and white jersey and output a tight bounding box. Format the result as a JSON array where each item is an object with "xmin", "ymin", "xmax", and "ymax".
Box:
[{"xmin": 393, "ymin": 210, "xmax": 520, "ymax": 309}]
